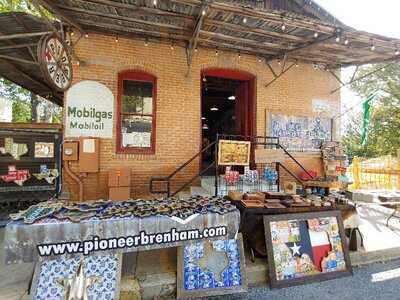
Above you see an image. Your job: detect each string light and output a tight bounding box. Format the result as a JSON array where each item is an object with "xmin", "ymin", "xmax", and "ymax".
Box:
[
  {"xmin": 215, "ymin": 48, "xmax": 219, "ymax": 56},
  {"xmin": 258, "ymin": 57, "xmax": 262, "ymax": 63},
  {"xmin": 70, "ymin": 31, "xmax": 75, "ymax": 37},
  {"xmin": 170, "ymin": 42, "xmax": 174, "ymax": 50},
  {"xmin": 344, "ymin": 38, "xmax": 349, "ymax": 45},
  {"xmin": 243, "ymin": 17, "xmax": 247, "ymax": 24},
  {"xmin": 153, "ymin": 0, "xmax": 157, "ymax": 6},
  {"xmin": 238, "ymin": 52, "xmax": 241, "ymax": 59},
  {"xmin": 76, "ymin": 60, "xmax": 80, "ymax": 66},
  {"xmin": 335, "ymin": 36, "xmax": 341, "ymax": 43},
  {"xmin": 145, "ymin": 39, "xmax": 149, "ymax": 46},
  {"xmin": 202, "ymin": 9, "xmax": 206, "ymax": 16},
  {"xmin": 314, "ymin": 32, "xmax": 319, "ymax": 38},
  {"xmin": 395, "ymin": 48, "xmax": 400, "ymax": 55},
  {"xmin": 277, "ymin": 59, "xmax": 281, "ymax": 65},
  {"xmin": 84, "ymin": 33, "xmax": 89, "ymax": 38},
  {"xmin": 281, "ymin": 23, "xmax": 286, "ymax": 31},
  {"xmin": 194, "ymin": 48, "xmax": 198, "ymax": 52},
  {"xmin": 115, "ymin": 35, "xmax": 119, "ymax": 43}
]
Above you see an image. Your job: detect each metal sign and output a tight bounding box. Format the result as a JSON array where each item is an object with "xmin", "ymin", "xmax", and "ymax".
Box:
[{"xmin": 65, "ymin": 81, "xmax": 114, "ymax": 138}]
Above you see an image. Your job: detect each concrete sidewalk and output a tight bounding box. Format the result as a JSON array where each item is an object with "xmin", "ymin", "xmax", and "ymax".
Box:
[
  {"xmin": 209, "ymin": 259, "xmax": 400, "ymax": 300},
  {"xmin": 0, "ymin": 229, "xmax": 33, "ymax": 300},
  {"xmin": 1, "ymin": 202, "xmax": 400, "ymax": 299}
]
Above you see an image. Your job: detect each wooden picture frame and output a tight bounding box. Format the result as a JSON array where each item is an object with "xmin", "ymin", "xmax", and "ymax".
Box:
[
  {"xmin": 217, "ymin": 140, "xmax": 251, "ymax": 166},
  {"xmin": 263, "ymin": 211, "xmax": 352, "ymax": 289},
  {"xmin": 30, "ymin": 253, "xmax": 122, "ymax": 300},
  {"xmin": 176, "ymin": 234, "xmax": 248, "ymax": 299}
]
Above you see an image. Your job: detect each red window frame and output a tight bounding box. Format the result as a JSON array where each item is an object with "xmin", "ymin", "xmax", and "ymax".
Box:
[{"xmin": 116, "ymin": 70, "xmax": 157, "ymax": 154}]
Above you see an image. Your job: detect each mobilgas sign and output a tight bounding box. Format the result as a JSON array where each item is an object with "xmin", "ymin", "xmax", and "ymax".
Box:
[{"xmin": 65, "ymin": 81, "xmax": 114, "ymax": 138}]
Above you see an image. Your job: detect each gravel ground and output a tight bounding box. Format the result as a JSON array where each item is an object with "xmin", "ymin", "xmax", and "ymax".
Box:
[{"xmin": 208, "ymin": 259, "xmax": 400, "ymax": 300}]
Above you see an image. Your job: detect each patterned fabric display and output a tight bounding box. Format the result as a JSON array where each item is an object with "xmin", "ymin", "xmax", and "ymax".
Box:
[
  {"xmin": 183, "ymin": 239, "xmax": 242, "ymax": 290},
  {"xmin": 34, "ymin": 254, "xmax": 119, "ymax": 300}
]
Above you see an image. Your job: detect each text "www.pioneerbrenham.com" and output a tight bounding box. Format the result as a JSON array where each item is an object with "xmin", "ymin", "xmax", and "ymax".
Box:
[{"xmin": 37, "ymin": 226, "xmax": 227, "ymax": 256}]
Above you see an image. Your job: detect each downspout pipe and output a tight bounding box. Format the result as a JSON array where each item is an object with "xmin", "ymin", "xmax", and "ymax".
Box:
[{"xmin": 64, "ymin": 160, "xmax": 84, "ymax": 202}]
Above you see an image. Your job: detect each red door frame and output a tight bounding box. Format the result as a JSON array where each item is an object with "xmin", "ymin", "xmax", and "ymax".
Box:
[
  {"xmin": 200, "ymin": 68, "xmax": 256, "ymax": 140},
  {"xmin": 200, "ymin": 68, "xmax": 257, "ymax": 172}
]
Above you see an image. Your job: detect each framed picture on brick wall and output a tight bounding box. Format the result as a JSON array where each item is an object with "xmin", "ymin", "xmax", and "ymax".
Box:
[{"xmin": 263, "ymin": 211, "xmax": 352, "ymax": 288}]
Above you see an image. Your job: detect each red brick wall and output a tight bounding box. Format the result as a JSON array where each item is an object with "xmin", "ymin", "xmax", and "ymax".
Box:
[{"xmin": 63, "ymin": 34, "xmax": 340, "ymax": 201}]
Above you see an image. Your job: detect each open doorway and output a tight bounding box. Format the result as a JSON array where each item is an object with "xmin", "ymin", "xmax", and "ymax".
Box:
[{"xmin": 200, "ymin": 69, "xmax": 255, "ymax": 171}]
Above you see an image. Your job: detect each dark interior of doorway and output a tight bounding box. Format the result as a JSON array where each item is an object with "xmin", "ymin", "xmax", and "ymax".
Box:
[{"xmin": 201, "ymin": 76, "xmax": 242, "ymax": 173}]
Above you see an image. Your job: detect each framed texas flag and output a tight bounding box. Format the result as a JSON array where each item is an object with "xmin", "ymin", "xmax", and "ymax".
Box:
[{"xmin": 263, "ymin": 211, "xmax": 352, "ymax": 288}]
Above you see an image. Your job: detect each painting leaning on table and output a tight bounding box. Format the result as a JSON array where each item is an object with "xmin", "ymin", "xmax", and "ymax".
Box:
[{"xmin": 270, "ymin": 216, "xmax": 346, "ymax": 280}]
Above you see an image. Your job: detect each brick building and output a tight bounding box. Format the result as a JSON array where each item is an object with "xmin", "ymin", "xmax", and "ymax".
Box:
[
  {"xmin": 64, "ymin": 34, "xmax": 340, "ymax": 200},
  {"xmin": 4, "ymin": 1, "xmax": 397, "ymax": 201}
]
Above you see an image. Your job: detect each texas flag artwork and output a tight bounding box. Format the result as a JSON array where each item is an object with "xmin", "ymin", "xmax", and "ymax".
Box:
[{"xmin": 270, "ymin": 217, "xmax": 346, "ymax": 281}]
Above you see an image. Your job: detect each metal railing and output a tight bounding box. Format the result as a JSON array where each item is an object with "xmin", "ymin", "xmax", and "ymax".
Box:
[{"xmin": 149, "ymin": 135, "xmax": 314, "ymax": 197}]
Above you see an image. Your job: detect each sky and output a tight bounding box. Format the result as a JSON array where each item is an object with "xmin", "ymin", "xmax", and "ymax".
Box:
[{"xmin": 314, "ymin": 1, "xmax": 400, "ymax": 131}]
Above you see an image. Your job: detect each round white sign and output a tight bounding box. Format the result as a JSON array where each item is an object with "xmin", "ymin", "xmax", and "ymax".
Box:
[{"xmin": 65, "ymin": 81, "xmax": 114, "ymax": 138}]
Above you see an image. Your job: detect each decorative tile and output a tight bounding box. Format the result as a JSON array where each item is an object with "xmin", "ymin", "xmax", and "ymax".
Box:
[
  {"xmin": 177, "ymin": 235, "xmax": 247, "ymax": 299},
  {"xmin": 32, "ymin": 254, "xmax": 121, "ymax": 300}
]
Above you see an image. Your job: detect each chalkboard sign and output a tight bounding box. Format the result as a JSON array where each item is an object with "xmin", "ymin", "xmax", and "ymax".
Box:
[{"xmin": 269, "ymin": 114, "xmax": 332, "ymax": 152}]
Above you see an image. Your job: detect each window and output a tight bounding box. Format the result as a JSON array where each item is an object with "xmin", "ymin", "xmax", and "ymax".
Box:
[{"xmin": 117, "ymin": 71, "xmax": 156, "ymax": 153}]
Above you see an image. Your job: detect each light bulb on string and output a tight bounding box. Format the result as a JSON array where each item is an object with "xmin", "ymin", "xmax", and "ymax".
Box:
[
  {"xmin": 202, "ymin": 9, "xmax": 206, "ymax": 16},
  {"xmin": 281, "ymin": 23, "xmax": 286, "ymax": 31},
  {"xmin": 335, "ymin": 36, "xmax": 340, "ymax": 43},
  {"xmin": 153, "ymin": 0, "xmax": 157, "ymax": 6},
  {"xmin": 344, "ymin": 39, "xmax": 349, "ymax": 45},
  {"xmin": 145, "ymin": 39, "xmax": 149, "ymax": 46},
  {"xmin": 115, "ymin": 36, "xmax": 119, "ymax": 43},
  {"xmin": 243, "ymin": 17, "xmax": 247, "ymax": 24},
  {"xmin": 215, "ymin": 49, "xmax": 219, "ymax": 56},
  {"xmin": 314, "ymin": 32, "xmax": 319, "ymax": 38}
]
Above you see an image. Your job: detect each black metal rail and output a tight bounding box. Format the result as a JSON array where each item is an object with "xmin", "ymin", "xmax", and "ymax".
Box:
[{"xmin": 150, "ymin": 135, "xmax": 317, "ymax": 197}]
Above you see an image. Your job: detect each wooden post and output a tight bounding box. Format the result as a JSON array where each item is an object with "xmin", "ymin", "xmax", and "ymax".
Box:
[{"xmin": 353, "ymin": 157, "xmax": 361, "ymax": 190}]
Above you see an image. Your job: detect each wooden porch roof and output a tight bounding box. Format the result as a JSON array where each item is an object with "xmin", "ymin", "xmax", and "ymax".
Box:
[
  {"xmin": 38, "ymin": 0, "xmax": 400, "ymax": 68},
  {"xmin": 0, "ymin": 12, "xmax": 63, "ymax": 105}
]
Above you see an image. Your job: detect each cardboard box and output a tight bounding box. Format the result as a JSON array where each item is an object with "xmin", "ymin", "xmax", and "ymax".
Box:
[
  {"xmin": 109, "ymin": 187, "xmax": 131, "ymax": 201},
  {"xmin": 108, "ymin": 168, "xmax": 131, "ymax": 187}
]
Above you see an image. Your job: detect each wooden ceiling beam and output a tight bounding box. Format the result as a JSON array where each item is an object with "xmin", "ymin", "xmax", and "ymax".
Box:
[
  {"xmin": 0, "ymin": 58, "xmax": 57, "ymax": 99},
  {"xmin": 77, "ymin": 0, "xmax": 186, "ymax": 18},
  {"xmin": 0, "ymin": 31, "xmax": 52, "ymax": 41},
  {"xmin": 200, "ymin": 29, "xmax": 290, "ymax": 51},
  {"xmin": 33, "ymin": 0, "xmax": 85, "ymax": 34},
  {"xmin": 78, "ymin": 20, "xmax": 190, "ymax": 41},
  {"xmin": 0, "ymin": 43, "xmax": 37, "ymax": 50},
  {"xmin": 266, "ymin": 32, "xmax": 338, "ymax": 62},
  {"xmin": 171, "ymin": 0, "xmax": 339, "ymax": 34},
  {"xmin": 186, "ymin": 2, "xmax": 208, "ymax": 67},
  {"xmin": 196, "ymin": 38, "xmax": 277, "ymax": 56},
  {"xmin": 56, "ymin": 5, "xmax": 191, "ymax": 32},
  {"xmin": 204, "ymin": 19, "xmax": 306, "ymax": 43}
]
